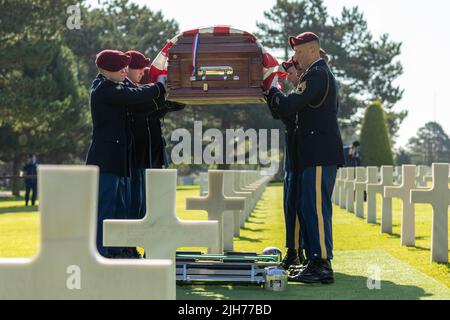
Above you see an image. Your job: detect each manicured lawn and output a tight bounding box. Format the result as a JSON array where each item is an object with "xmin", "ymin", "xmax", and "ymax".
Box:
[{"xmin": 0, "ymin": 185, "xmax": 449, "ymax": 299}]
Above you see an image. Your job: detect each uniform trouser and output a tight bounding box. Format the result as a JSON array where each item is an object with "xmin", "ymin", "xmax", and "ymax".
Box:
[
  {"xmin": 25, "ymin": 180, "xmax": 37, "ymax": 206},
  {"xmin": 97, "ymin": 173, "xmax": 129, "ymax": 257},
  {"xmin": 283, "ymin": 170, "xmax": 304, "ymax": 250},
  {"xmin": 129, "ymin": 167, "xmax": 146, "ymax": 220},
  {"xmin": 297, "ymin": 165, "xmax": 337, "ymax": 261}
]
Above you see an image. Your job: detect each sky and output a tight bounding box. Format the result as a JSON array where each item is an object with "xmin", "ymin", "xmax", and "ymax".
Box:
[{"xmin": 87, "ymin": 0, "xmax": 450, "ymax": 148}]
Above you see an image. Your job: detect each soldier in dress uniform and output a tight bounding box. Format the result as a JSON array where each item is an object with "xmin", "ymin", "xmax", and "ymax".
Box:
[
  {"xmin": 278, "ymin": 57, "xmax": 307, "ymax": 269},
  {"xmin": 124, "ymin": 51, "xmax": 185, "ymax": 258},
  {"xmin": 86, "ymin": 49, "xmax": 168, "ymax": 258},
  {"xmin": 266, "ymin": 32, "xmax": 344, "ymax": 283}
]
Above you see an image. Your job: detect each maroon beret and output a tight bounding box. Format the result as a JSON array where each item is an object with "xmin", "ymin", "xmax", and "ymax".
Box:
[
  {"xmin": 139, "ymin": 67, "xmax": 152, "ymax": 85},
  {"xmin": 95, "ymin": 50, "xmax": 131, "ymax": 72},
  {"xmin": 289, "ymin": 32, "xmax": 319, "ymax": 49},
  {"xmin": 126, "ymin": 50, "xmax": 151, "ymax": 69}
]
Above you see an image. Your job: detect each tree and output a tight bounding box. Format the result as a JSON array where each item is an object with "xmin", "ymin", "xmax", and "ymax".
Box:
[
  {"xmin": 256, "ymin": 0, "xmax": 405, "ymax": 143},
  {"xmin": 62, "ymin": 0, "xmax": 180, "ymax": 85},
  {"xmin": 0, "ymin": 1, "xmax": 90, "ymax": 195},
  {"xmin": 407, "ymin": 122, "xmax": 450, "ymax": 165},
  {"xmin": 359, "ymin": 100, "xmax": 394, "ymax": 166}
]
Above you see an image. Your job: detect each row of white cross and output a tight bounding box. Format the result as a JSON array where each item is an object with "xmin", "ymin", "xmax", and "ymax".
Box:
[
  {"xmin": 0, "ymin": 166, "xmax": 270, "ymax": 300},
  {"xmin": 333, "ymin": 163, "xmax": 450, "ymax": 264},
  {"xmin": 188, "ymin": 170, "xmax": 270, "ymax": 253}
]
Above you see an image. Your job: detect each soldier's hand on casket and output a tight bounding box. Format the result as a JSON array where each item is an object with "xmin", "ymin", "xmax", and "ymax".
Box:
[{"xmin": 156, "ymin": 74, "xmax": 167, "ymax": 86}]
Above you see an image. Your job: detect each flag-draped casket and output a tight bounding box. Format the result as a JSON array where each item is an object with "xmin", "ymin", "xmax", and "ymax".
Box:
[{"xmin": 149, "ymin": 26, "xmax": 283, "ymax": 105}]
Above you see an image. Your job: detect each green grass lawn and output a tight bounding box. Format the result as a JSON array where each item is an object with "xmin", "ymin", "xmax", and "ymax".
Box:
[{"xmin": 0, "ymin": 185, "xmax": 449, "ymax": 300}]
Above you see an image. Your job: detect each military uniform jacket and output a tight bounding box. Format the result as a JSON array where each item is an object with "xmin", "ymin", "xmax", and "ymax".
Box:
[
  {"xmin": 86, "ymin": 74, "xmax": 165, "ymax": 177},
  {"xmin": 124, "ymin": 78, "xmax": 168, "ymax": 169},
  {"xmin": 267, "ymin": 59, "xmax": 345, "ymax": 169}
]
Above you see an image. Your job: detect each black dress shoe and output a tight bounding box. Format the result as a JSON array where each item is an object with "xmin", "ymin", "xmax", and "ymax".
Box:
[
  {"xmin": 124, "ymin": 247, "xmax": 143, "ymax": 259},
  {"xmin": 280, "ymin": 248, "xmax": 301, "ymax": 270},
  {"xmin": 131, "ymin": 247, "xmax": 143, "ymax": 259},
  {"xmin": 288, "ymin": 259, "xmax": 334, "ymax": 284},
  {"xmin": 116, "ymin": 248, "xmax": 140, "ymax": 259}
]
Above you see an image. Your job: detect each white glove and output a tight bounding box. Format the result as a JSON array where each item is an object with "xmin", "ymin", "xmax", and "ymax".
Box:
[
  {"xmin": 156, "ymin": 74, "xmax": 166, "ymax": 86},
  {"xmin": 270, "ymin": 75, "xmax": 279, "ymax": 89}
]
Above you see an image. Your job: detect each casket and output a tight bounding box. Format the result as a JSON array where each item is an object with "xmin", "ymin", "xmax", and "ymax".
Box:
[{"xmin": 166, "ymin": 32, "xmax": 265, "ymax": 105}]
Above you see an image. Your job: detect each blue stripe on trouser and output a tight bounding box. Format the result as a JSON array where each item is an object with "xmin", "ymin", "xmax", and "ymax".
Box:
[
  {"xmin": 283, "ymin": 170, "xmax": 304, "ymax": 249},
  {"xmin": 299, "ymin": 165, "xmax": 337, "ymax": 261}
]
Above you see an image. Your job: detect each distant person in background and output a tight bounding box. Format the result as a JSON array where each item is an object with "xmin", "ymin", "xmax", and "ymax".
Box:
[
  {"xmin": 347, "ymin": 141, "xmax": 362, "ymax": 167},
  {"xmin": 22, "ymin": 154, "xmax": 38, "ymax": 206}
]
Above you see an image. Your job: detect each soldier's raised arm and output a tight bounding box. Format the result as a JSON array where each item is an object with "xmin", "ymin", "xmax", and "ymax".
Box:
[
  {"xmin": 101, "ymin": 81, "xmax": 166, "ymax": 108},
  {"xmin": 93, "ymin": 49, "xmax": 166, "ymax": 112}
]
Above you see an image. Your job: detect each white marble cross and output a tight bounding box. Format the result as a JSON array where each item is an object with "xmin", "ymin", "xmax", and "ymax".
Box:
[
  {"xmin": 394, "ymin": 166, "xmax": 402, "ymax": 185},
  {"xmin": 354, "ymin": 167, "xmax": 378, "ymax": 219},
  {"xmin": 233, "ymin": 171, "xmax": 253, "ymax": 224},
  {"xmin": 186, "ymin": 170, "xmax": 245, "ymax": 254},
  {"xmin": 103, "ymin": 169, "xmax": 219, "ymax": 265},
  {"xmin": 239, "ymin": 170, "xmax": 259, "ymax": 211},
  {"xmin": 411, "ymin": 163, "xmax": 450, "ymax": 263},
  {"xmin": 0, "ymin": 165, "xmax": 174, "ymax": 300},
  {"xmin": 337, "ymin": 168, "xmax": 348, "ymax": 208},
  {"xmin": 223, "ymin": 171, "xmax": 248, "ymax": 237},
  {"xmin": 425, "ymin": 174, "xmax": 450, "ymax": 185},
  {"xmin": 353, "ymin": 167, "xmax": 366, "ymax": 218},
  {"xmin": 199, "ymin": 172, "xmax": 208, "ymax": 196},
  {"xmin": 332, "ymin": 169, "xmax": 342, "ymax": 204},
  {"xmin": 344, "ymin": 167, "xmax": 356, "ymax": 213},
  {"xmin": 367, "ymin": 166, "xmax": 394, "ymax": 232},
  {"xmin": 416, "ymin": 165, "xmax": 429, "ymax": 188},
  {"xmin": 384, "ymin": 165, "xmax": 423, "ymax": 246}
]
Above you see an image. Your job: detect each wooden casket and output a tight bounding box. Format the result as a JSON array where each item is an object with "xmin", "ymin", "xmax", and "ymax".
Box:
[{"xmin": 166, "ymin": 32, "xmax": 265, "ymax": 105}]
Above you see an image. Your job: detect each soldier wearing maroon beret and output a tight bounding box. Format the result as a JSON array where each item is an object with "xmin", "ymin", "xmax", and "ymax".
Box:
[
  {"xmin": 266, "ymin": 32, "xmax": 344, "ymax": 284},
  {"xmin": 279, "ymin": 56, "xmax": 307, "ymax": 270},
  {"xmin": 121, "ymin": 51, "xmax": 184, "ymax": 259},
  {"xmin": 86, "ymin": 49, "xmax": 168, "ymax": 258}
]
